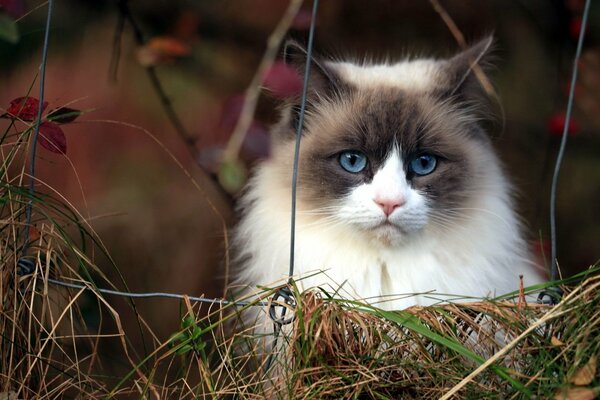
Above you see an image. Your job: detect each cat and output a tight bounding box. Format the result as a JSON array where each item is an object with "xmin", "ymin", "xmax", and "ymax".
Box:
[{"xmin": 232, "ymin": 37, "xmax": 544, "ymax": 313}]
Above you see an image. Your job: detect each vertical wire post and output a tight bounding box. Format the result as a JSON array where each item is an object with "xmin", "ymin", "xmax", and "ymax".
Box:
[
  {"xmin": 21, "ymin": 0, "xmax": 54, "ymax": 262},
  {"xmin": 289, "ymin": 0, "xmax": 320, "ymax": 279},
  {"xmin": 549, "ymin": 0, "xmax": 590, "ymax": 281},
  {"xmin": 264, "ymin": 0, "xmax": 320, "ymax": 374}
]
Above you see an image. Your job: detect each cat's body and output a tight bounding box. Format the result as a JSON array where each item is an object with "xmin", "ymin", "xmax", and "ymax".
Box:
[{"xmin": 233, "ymin": 38, "xmax": 543, "ymax": 311}]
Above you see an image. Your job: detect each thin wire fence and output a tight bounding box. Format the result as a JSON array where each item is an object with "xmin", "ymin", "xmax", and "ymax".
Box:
[
  {"xmin": 14, "ymin": 0, "xmax": 591, "ymax": 321},
  {"xmin": 549, "ymin": 0, "xmax": 591, "ymax": 282}
]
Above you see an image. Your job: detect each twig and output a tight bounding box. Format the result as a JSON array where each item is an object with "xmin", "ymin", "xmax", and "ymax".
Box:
[
  {"xmin": 108, "ymin": 8, "xmax": 125, "ymax": 83},
  {"xmin": 517, "ymin": 275, "xmax": 525, "ymax": 311},
  {"xmin": 117, "ymin": 0, "xmax": 195, "ymax": 149},
  {"xmin": 222, "ymin": 0, "xmax": 303, "ymax": 162},
  {"xmin": 114, "ymin": 1, "xmax": 233, "ymax": 293}
]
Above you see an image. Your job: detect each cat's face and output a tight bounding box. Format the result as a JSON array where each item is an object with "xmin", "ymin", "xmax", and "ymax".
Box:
[{"xmin": 269, "ymin": 39, "xmax": 497, "ymax": 246}]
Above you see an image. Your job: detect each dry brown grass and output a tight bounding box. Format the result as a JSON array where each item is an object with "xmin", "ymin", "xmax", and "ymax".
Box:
[
  {"xmin": 1, "ymin": 118, "xmax": 598, "ymax": 400},
  {"xmin": 2, "ymin": 219, "xmax": 598, "ymax": 400}
]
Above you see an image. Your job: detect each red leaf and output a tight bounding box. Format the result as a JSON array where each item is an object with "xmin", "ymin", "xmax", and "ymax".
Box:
[
  {"xmin": 0, "ymin": 0, "xmax": 26, "ymax": 18},
  {"xmin": 6, "ymin": 96, "xmax": 48, "ymax": 121},
  {"xmin": 242, "ymin": 122, "xmax": 270, "ymax": 159},
  {"xmin": 547, "ymin": 112, "xmax": 580, "ymax": 136},
  {"xmin": 47, "ymin": 107, "xmax": 82, "ymax": 123},
  {"xmin": 292, "ymin": 9, "xmax": 313, "ymax": 30},
  {"xmin": 38, "ymin": 121, "xmax": 67, "ymax": 154},
  {"xmin": 174, "ymin": 11, "xmax": 200, "ymax": 40},
  {"xmin": 263, "ymin": 61, "xmax": 303, "ymax": 98},
  {"xmin": 219, "ymin": 95, "xmax": 245, "ymax": 132}
]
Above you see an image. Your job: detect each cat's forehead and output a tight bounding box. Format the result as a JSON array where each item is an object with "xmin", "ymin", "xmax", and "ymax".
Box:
[
  {"xmin": 308, "ymin": 84, "xmax": 462, "ymax": 158},
  {"xmin": 330, "ymin": 59, "xmax": 444, "ymax": 92}
]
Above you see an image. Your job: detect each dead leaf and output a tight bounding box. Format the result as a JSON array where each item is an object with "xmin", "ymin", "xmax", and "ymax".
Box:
[
  {"xmin": 551, "ymin": 336, "xmax": 565, "ymax": 347},
  {"xmin": 28, "ymin": 225, "xmax": 40, "ymax": 242},
  {"xmin": 554, "ymin": 387, "xmax": 598, "ymax": 400},
  {"xmin": 136, "ymin": 36, "xmax": 191, "ymax": 67},
  {"xmin": 571, "ymin": 356, "xmax": 597, "ymax": 386}
]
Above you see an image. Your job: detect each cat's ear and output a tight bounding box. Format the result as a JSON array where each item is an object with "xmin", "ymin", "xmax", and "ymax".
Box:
[
  {"xmin": 283, "ymin": 40, "xmax": 340, "ymax": 96},
  {"xmin": 442, "ymin": 35, "xmax": 496, "ymax": 104},
  {"xmin": 282, "ymin": 40, "xmax": 342, "ymax": 132}
]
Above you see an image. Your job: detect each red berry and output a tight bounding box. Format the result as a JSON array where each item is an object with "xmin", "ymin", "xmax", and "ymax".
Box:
[
  {"xmin": 547, "ymin": 112, "xmax": 580, "ymax": 136},
  {"xmin": 569, "ymin": 17, "xmax": 583, "ymax": 41}
]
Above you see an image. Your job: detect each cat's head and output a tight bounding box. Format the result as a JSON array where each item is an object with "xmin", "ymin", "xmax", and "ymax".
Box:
[{"xmin": 267, "ymin": 37, "xmax": 502, "ymax": 246}]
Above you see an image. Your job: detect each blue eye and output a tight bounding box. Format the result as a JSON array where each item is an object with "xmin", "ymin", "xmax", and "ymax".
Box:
[
  {"xmin": 339, "ymin": 151, "xmax": 367, "ymax": 173},
  {"xmin": 409, "ymin": 154, "xmax": 437, "ymax": 176}
]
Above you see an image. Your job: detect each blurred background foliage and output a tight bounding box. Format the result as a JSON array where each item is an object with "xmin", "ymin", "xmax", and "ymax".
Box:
[{"xmin": 1, "ymin": 0, "xmax": 599, "ymax": 363}]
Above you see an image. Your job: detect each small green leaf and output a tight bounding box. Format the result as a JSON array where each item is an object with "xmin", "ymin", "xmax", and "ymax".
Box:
[
  {"xmin": 182, "ymin": 315, "xmax": 194, "ymax": 329},
  {"xmin": 218, "ymin": 159, "xmax": 247, "ymax": 193},
  {"xmin": 193, "ymin": 340, "xmax": 206, "ymax": 352},
  {"xmin": 192, "ymin": 326, "xmax": 202, "ymax": 340},
  {"xmin": 175, "ymin": 344, "xmax": 193, "ymax": 355},
  {"xmin": 167, "ymin": 332, "xmax": 187, "ymax": 347},
  {"xmin": 0, "ymin": 13, "xmax": 19, "ymax": 44},
  {"xmin": 47, "ymin": 107, "xmax": 83, "ymax": 123}
]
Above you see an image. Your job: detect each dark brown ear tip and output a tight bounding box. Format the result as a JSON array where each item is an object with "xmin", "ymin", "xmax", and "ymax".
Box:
[
  {"xmin": 283, "ymin": 39, "xmax": 307, "ymax": 65},
  {"xmin": 471, "ymin": 34, "xmax": 495, "ymax": 56},
  {"xmin": 448, "ymin": 34, "xmax": 496, "ymax": 70}
]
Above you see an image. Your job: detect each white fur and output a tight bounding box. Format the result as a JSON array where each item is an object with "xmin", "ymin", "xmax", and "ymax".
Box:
[
  {"xmin": 332, "ymin": 60, "xmax": 439, "ymax": 91},
  {"xmin": 235, "ymin": 155, "xmax": 542, "ymax": 311},
  {"xmin": 233, "ymin": 61, "xmax": 543, "ymax": 312}
]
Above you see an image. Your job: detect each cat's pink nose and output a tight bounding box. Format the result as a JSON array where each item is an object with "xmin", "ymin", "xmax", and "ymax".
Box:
[{"xmin": 374, "ymin": 197, "xmax": 404, "ymax": 216}]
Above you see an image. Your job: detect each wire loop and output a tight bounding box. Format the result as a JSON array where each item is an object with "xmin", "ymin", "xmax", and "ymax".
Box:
[
  {"xmin": 536, "ymin": 287, "xmax": 563, "ymax": 306},
  {"xmin": 16, "ymin": 257, "xmax": 35, "ymax": 276},
  {"xmin": 268, "ymin": 286, "xmax": 296, "ymax": 326}
]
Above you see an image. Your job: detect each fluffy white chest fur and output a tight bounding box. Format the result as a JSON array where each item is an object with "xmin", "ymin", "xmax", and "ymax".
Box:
[{"xmin": 233, "ymin": 38, "xmax": 543, "ymax": 310}]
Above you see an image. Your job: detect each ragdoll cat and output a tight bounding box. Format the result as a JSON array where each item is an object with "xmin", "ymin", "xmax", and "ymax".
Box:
[{"xmin": 233, "ymin": 37, "xmax": 543, "ymax": 311}]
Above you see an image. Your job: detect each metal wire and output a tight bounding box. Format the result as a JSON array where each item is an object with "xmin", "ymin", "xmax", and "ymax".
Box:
[
  {"xmin": 549, "ymin": 0, "xmax": 591, "ymax": 281},
  {"xmin": 265, "ymin": 0, "xmax": 320, "ymax": 373},
  {"xmin": 289, "ymin": 0, "xmax": 319, "ymax": 279},
  {"xmin": 15, "ymin": 0, "xmax": 579, "ymax": 329},
  {"xmin": 45, "ymin": 277, "xmax": 265, "ymax": 306},
  {"xmin": 22, "ymin": 0, "xmax": 53, "ymax": 255}
]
